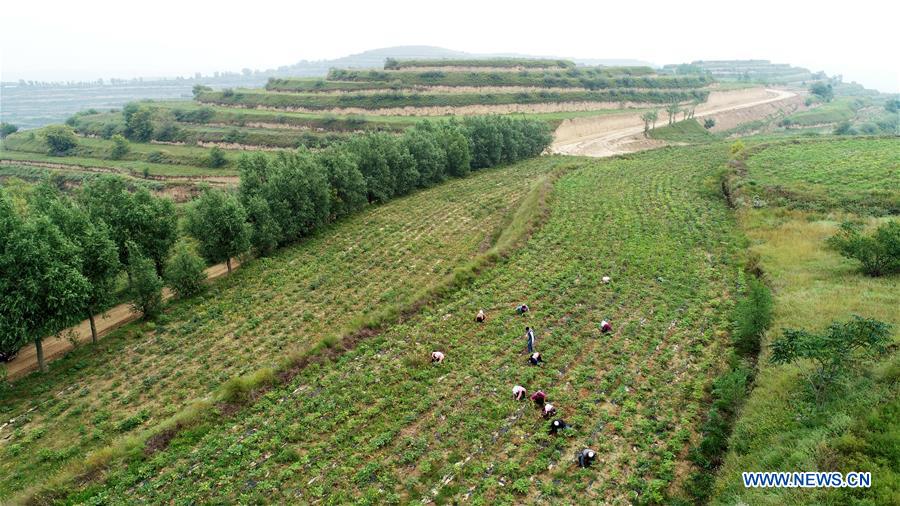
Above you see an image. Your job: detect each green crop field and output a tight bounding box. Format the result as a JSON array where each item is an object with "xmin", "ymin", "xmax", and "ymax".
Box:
[
  {"xmin": 35, "ymin": 143, "xmax": 749, "ymax": 504},
  {"xmin": 739, "ymin": 137, "xmax": 900, "ymax": 214},
  {"xmin": 0, "ymin": 157, "xmax": 561, "ymax": 499},
  {"xmin": 782, "ymin": 98, "xmax": 861, "ymax": 127},
  {"xmin": 713, "ymin": 136, "xmax": 900, "ymax": 506},
  {"xmin": 197, "ymin": 88, "xmax": 710, "ymax": 111},
  {"xmin": 2, "ymin": 129, "xmax": 244, "ymax": 169}
]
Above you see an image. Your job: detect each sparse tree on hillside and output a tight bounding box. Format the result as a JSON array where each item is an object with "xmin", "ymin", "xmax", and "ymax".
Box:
[
  {"xmin": 109, "ymin": 134, "xmax": 130, "ymax": 160},
  {"xmin": 186, "ymin": 189, "xmax": 251, "ymax": 273},
  {"xmin": 43, "ymin": 125, "xmax": 78, "ymax": 155},
  {"xmin": 641, "ymin": 112, "xmax": 654, "ymax": 137},
  {"xmin": 809, "ymin": 82, "xmax": 834, "ymax": 102},
  {"xmin": 770, "ymin": 316, "xmax": 891, "ymax": 400},
  {"xmin": 207, "ymin": 147, "xmax": 228, "ymax": 168},
  {"xmin": 666, "ymin": 102, "xmax": 681, "ymax": 125},
  {"xmin": 123, "ymin": 104, "xmax": 154, "ymax": 142}
]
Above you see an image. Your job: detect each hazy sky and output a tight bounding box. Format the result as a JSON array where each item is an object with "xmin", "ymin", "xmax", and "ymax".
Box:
[{"xmin": 2, "ymin": 0, "xmax": 897, "ymax": 92}]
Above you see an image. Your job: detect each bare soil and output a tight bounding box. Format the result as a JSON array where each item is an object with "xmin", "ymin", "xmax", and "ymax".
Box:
[{"xmin": 552, "ymin": 88, "xmax": 798, "ymax": 157}]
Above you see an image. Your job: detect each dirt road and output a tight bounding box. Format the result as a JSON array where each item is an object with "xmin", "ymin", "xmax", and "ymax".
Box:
[
  {"xmin": 5, "ymin": 259, "xmax": 240, "ymax": 381},
  {"xmin": 552, "ymin": 88, "xmax": 798, "ymax": 157}
]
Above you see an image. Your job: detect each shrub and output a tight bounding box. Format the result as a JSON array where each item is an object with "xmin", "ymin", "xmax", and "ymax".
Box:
[
  {"xmin": 207, "ymin": 147, "xmax": 228, "ymax": 168},
  {"xmin": 827, "ymin": 221, "xmax": 900, "ymax": 276},
  {"xmin": 43, "ymin": 125, "xmax": 78, "ymax": 155},
  {"xmin": 123, "ymin": 104, "xmax": 154, "ymax": 142},
  {"xmin": 834, "ymin": 121, "xmax": 856, "ymax": 135},
  {"xmin": 703, "ymin": 118, "xmax": 716, "ymax": 129},
  {"xmin": 165, "ymin": 241, "xmax": 207, "ymax": 298},
  {"xmin": 109, "ymin": 134, "xmax": 130, "ymax": 160},
  {"xmin": 729, "ymin": 140, "xmax": 746, "ymax": 158},
  {"xmin": 145, "ymin": 151, "xmax": 167, "ymax": 164},
  {"xmin": 770, "ymin": 316, "xmax": 892, "ymax": 399},
  {"xmin": 731, "ymin": 276, "xmax": 773, "ymax": 357}
]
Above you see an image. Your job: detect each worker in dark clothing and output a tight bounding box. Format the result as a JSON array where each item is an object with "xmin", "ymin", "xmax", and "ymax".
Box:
[
  {"xmin": 528, "ymin": 352, "xmax": 543, "ymax": 366},
  {"xmin": 578, "ymin": 448, "xmax": 597, "ymax": 468},
  {"xmin": 549, "ymin": 419, "xmax": 568, "ymax": 435},
  {"xmin": 530, "ymin": 390, "xmax": 547, "ymax": 406},
  {"xmin": 600, "ymin": 320, "xmax": 612, "ymax": 333},
  {"xmin": 516, "ymin": 304, "xmax": 530, "ymax": 315},
  {"xmin": 475, "ymin": 309, "xmax": 486, "ymax": 323}
]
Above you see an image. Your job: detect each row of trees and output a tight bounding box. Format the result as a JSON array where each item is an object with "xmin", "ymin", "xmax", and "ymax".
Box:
[
  {"xmin": 640, "ymin": 98, "xmax": 712, "ymax": 136},
  {"xmin": 0, "ymin": 180, "xmax": 186, "ymax": 370},
  {"xmin": 0, "ymin": 116, "xmax": 552, "ymax": 372}
]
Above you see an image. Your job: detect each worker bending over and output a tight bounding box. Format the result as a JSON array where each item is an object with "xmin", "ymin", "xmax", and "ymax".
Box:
[
  {"xmin": 431, "ymin": 351, "xmax": 445, "ymax": 364},
  {"xmin": 512, "ymin": 385, "xmax": 526, "ymax": 400}
]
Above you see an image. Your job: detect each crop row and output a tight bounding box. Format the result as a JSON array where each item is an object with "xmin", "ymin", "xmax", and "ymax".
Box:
[
  {"xmin": 198, "ymin": 89, "xmax": 711, "ymax": 111},
  {"xmin": 63, "ymin": 143, "xmax": 744, "ymax": 504},
  {"xmin": 0, "ymin": 158, "xmax": 562, "ymax": 498}
]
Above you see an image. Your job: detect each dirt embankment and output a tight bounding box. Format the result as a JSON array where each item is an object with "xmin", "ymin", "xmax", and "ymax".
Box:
[
  {"xmin": 5, "ymin": 259, "xmax": 241, "ymax": 380},
  {"xmin": 552, "ymin": 88, "xmax": 799, "ymax": 157}
]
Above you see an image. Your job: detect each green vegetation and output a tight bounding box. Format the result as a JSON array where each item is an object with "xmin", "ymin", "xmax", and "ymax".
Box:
[
  {"xmin": 164, "ymin": 241, "xmax": 207, "ymax": 298},
  {"xmin": 649, "ymin": 118, "xmax": 715, "ymax": 143},
  {"xmin": 3, "ymin": 127, "xmax": 242, "ymax": 169},
  {"xmin": 827, "ymin": 221, "xmax": 900, "ymax": 276},
  {"xmin": 736, "ymin": 137, "xmax": 900, "ymax": 214},
  {"xmin": 770, "ymin": 316, "xmax": 892, "ymax": 399},
  {"xmin": 0, "ymin": 123, "xmax": 18, "ymax": 138},
  {"xmin": 384, "ymin": 57, "xmax": 576, "ymax": 69},
  {"xmin": 0, "ymin": 157, "xmax": 559, "ymax": 499},
  {"xmin": 291, "ymin": 69, "xmax": 710, "ymax": 90},
  {"xmin": 42, "ymin": 125, "xmax": 78, "ymax": 155},
  {"xmin": 198, "ymin": 88, "xmax": 710, "ymax": 110},
  {"xmin": 713, "ymin": 136, "xmax": 899, "ymax": 506},
  {"xmin": 33, "ymin": 143, "xmax": 747, "ymax": 504},
  {"xmin": 663, "ymin": 59, "xmax": 820, "ymax": 85},
  {"xmin": 780, "ymin": 98, "xmax": 861, "ymax": 127}
]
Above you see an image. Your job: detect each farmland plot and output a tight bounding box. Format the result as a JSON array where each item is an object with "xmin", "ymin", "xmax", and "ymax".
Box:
[
  {"xmin": 65, "ymin": 144, "xmax": 744, "ymax": 504},
  {"xmin": 0, "ymin": 158, "xmax": 561, "ymax": 498}
]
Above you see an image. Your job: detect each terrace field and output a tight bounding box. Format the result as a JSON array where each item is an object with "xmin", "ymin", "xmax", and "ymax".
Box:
[
  {"xmin": 28, "ymin": 142, "xmax": 750, "ymax": 504},
  {"xmin": 739, "ymin": 137, "xmax": 900, "ymax": 214},
  {"xmin": 0, "ymin": 157, "xmax": 563, "ymax": 498}
]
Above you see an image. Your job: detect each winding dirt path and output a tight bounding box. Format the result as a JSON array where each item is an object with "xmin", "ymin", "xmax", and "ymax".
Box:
[
  {"xmin": 5, "ymin": 259, "xmax": 240, "ymax": 381},
  {"xmin": 552, "ymin": 88, "xmax": 798, "ymax": 157}
]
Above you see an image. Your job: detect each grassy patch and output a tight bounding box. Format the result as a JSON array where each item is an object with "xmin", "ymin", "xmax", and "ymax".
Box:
[{"xmin": 650, "ymin": 119, "xmax": 716, "ymax": 143}]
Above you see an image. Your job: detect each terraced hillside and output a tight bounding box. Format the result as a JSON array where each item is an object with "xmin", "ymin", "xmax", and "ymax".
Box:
[
  {"xmin": 662, "ymin": 60, "xmax": 822, "ymax": 86},
  {"xmin": 47, "ymin": 143, "xmax": 746, "ymax": 504},
  {"xmin": 197, "ymin": 59, "xmax": 711, "ymax": 115},
  {"xmin": 0, "ymin": 158, "xmax": 562, "ymax": 499}
]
